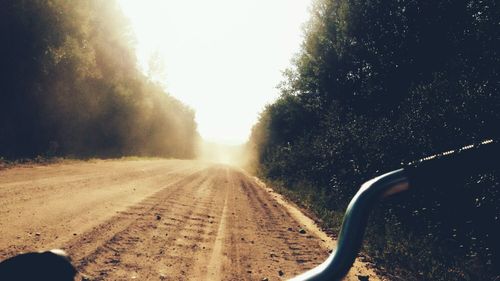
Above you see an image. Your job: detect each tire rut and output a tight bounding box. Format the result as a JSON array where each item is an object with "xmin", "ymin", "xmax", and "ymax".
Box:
[{"xmin": 67, "ymin": 168, "xmax": 210, "ymax": 280}]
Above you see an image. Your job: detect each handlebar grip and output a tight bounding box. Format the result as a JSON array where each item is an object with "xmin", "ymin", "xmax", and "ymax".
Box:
[{"xmin": 404, "ymin": 139, "xmax": 499, "ymax": 188}]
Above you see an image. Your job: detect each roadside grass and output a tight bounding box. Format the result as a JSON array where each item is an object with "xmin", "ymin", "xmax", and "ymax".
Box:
[
  {"xmin": 268, "ymin": 179, "xmax": 343, "ymax": 232},
  {"xmin": 0, "ymin": 156, "xmax": 66, "ymax": 170},
  {"xmin": 117, "ymin": 156, "xmax": 167, "ymax": 161},
  {"xmin": 0, "ymin": 155, "xmax": 169, "ymax": 171}
]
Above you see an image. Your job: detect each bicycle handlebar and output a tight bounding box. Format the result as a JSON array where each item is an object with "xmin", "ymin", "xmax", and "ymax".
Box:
[
  {"xmin": 405, "ymin": 139, "xmax": 499, "ymax": 188},
  {"xmin": 290, "ymin": 139, "xmax": 498, "ymax": 281}
]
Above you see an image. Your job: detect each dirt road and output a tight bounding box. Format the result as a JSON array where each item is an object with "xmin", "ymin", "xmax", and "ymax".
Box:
[{"xmin": 0, "ymin": 159, "xmax": 382, "ymax": 280}]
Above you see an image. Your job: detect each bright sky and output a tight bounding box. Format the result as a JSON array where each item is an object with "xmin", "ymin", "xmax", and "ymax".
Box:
[{"xmin": 118, "ymin": 0, "xmax": 311, "ymax": 144}]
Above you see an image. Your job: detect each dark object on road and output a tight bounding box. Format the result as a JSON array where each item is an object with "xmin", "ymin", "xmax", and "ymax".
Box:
[{"xmin": 0, "ymin": 249, "xmax": 77, "ymax": 281}]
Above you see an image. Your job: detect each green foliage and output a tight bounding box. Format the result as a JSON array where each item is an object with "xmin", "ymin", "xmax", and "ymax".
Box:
[
  {"xmin": 0, "ymin": 0, "xmax": 199, "ymax": 159},
  {"xmin": 248, "ymin": 0, "xmax": 500, "ymax": 279}
]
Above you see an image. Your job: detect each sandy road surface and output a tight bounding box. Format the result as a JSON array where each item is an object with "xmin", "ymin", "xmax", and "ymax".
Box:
[{"xmin": 0, "ymin": 159, "xmax": 383, "ymax": 280}]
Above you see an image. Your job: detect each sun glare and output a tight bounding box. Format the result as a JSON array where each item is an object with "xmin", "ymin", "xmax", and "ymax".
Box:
[{"xmin": 118, "ymin": 0, "xmax": 311, "ymax": 144}]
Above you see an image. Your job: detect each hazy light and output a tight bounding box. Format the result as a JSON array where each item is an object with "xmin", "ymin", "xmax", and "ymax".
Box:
[{"xmin": 118, "ymin": 0, "xmax": 311, "ymax": 144}]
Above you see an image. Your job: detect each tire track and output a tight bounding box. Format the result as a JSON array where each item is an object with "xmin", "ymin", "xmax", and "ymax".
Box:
[
  {"xmin": 69, "ymin": 169, "xmax": 211, "ymax": 280},
  {"xmin": 216, "ymin": 171, "xmax": 328, "ymax": 280}
]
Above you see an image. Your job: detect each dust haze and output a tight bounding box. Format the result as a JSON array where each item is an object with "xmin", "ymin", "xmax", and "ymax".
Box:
[
  {"xmin": 195, "ymin": 140, "xmax": 251, "ymax": 168},
  {"xmin": 0, "ymin": 1, "xmax": 198, "ymax": 159}
]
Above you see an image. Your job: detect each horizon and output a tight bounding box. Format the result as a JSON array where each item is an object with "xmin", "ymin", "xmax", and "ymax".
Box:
[{"xmin": 117, "ymin": 0, "xmax": 311, "ymax": 145}]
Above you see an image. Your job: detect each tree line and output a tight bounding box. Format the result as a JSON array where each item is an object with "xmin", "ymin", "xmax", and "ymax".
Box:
[
  {"xmin": 0, "ymin": 0, "xmax": 198, "ymax": 159},
  {"xmin": 248, "ymin": 0, "xmax": 499, "ymax": 280}
]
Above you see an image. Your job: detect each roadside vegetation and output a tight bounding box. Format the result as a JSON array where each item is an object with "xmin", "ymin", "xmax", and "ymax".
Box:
[
  {"xmin": 0, "ymin": 156, "xmax": 66, "ymax": 170},
  {"xmin": 247, "ymin": 0, "xmax": 499, "ymax": 280},
  {"xmin": 0, "ymin": 0, "xmax": 199, "ymax": 159}
]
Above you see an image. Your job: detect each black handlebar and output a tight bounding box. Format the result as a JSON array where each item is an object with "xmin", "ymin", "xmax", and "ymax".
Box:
[{"xmin": 290, "ymin": 139, "xmax": 498, "ymax": 281}]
